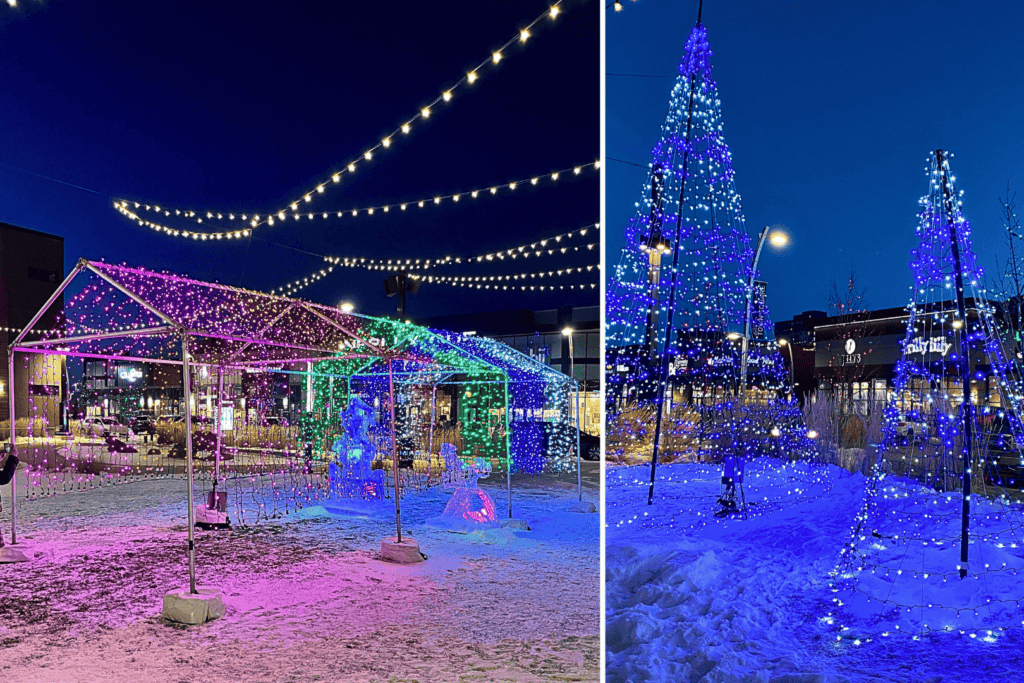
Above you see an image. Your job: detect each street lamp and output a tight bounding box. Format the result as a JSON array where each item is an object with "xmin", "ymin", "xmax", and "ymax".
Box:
[
  {"xmin": 739, "ymin": 226, "xmax": 790, "ymax": 399},
  {"xmin": 562, "ymin": 327, "xmax": 583, "ymax": 501},
  {"xmin": 340, "ymin": 302, "xmax": 355, "ymax": 313},
  {"xmin": 778, "ymin": 338, "xmax": 795, "ymax": 391}
]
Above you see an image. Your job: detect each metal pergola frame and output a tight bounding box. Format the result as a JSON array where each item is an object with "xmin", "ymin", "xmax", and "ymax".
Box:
[{"xmin": 4, "ymin": 259, "xmax": 580, "ymax": 592}]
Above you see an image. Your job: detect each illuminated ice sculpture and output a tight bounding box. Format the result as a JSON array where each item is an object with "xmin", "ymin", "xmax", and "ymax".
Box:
[
  {"xmin": 327, "ymin": 396, "xmax": 384, "ymax": 501},
  {"xmin": 428, "ymin": 445, "xmax": 500, "ymax": 532}
]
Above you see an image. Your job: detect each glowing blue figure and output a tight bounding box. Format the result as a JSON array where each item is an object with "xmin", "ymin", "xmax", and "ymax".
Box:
[{"xmin": 327, "ymin": 396, "xmax": 383, "ymax": 500}]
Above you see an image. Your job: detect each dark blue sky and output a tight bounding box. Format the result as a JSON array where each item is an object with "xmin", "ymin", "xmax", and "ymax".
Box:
[
  {"xmin": 607, "ymin": 0, "xmax": 1024, "ymax": 323},
  {"xmin": 0, "ymin": 0, "xmax": 598, "ymax": 319}
]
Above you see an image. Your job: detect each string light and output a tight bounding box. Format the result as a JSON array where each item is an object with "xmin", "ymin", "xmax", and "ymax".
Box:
[
  {"xmin": 106, "ymin": 2, "xmax": 572, "ymax": 235},
  {"xmin": 118, "ymin": 161, "xmax": 600, "ymax": 233},
  {"xmin": 829, "ymin": 151, "xmax": 1024, "ymax": 642},
  {"xmin": 260, "ymin": 2, "xmax": 569, "ymax": 221}
]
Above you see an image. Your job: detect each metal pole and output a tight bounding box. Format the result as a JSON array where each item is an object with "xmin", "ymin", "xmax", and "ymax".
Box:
[
  {"xmin": 647, "ymin": 10, "xmax": 703, "ymax": 505},
  {"xmin": 181, "ymin": 335, "xmax": 197, "ymax": 593},
  {"xmin": 428, "ymin": 384, "xmax": 437, "ymax": 458},
  {"xmin": 575, "ymin": 380, "xmax": 582, "ymax": 502},
  {"xmin": 388, "ymin": 358, "xmax": 402, "ymax": 543},
  {"xmin": 739, "ymin": 227, "xmax": 770, "ymax": 399},
  {"xmin": 213, "ymin": 367, "xmax": 224, "ymax": 497},
  {"xmin": 503, "ymin": 378, "xmax": 512, "ymax": 518},
  {"xmin": 937, "ymin": 149, "xmax": 973, "ymax": 580},
  {"xmin": 8, "ymin": 350, "xmax": 17, "ymax": 544},
  {"xmin": 569, "ymin": 334, "xmax": 581, "ymax": 501}
]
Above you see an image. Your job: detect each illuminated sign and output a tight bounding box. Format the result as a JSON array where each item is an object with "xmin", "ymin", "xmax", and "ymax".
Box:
[
  {"xmin": 118, "ymin": 368, "xmax": 143, "ymax": 382},
  {"xmin": 905, "ymin": 336, "xmax": 952, "ymax": 356},
  {"xmin": 337, "ymin": 336, "xmax": 385, "ymax": 351}
]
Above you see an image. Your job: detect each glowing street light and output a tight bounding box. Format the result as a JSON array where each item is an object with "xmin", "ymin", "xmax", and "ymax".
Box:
[
  {"xmin": 340, "ymin": 302, "xmax": 355, "ymax": 313},
  {"xmin": 778, "ymin": 338, "xmax": 795, "ymax": 389},
  {"xmin": 740, "ymin": 225, "xmax": 793, "ymax": 397},
  {"xmin": 562, "ymin": 326, "xmax": 583, "ymax": 501}
]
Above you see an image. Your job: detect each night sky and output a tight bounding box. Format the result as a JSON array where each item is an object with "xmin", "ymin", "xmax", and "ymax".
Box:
[
  {"xmin": 607, "ymin": 0, "xmax": 1024, "ymax": 324},
  {"xmin": 0, "ymin": 0, "xmax": 598, "ymax": 319}
]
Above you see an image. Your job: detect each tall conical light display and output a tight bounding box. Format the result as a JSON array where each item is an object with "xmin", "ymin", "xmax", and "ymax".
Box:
[
  {"xmin": 606, "ymin": 4, "xmax": 800, "ymax": 504},
  {"xmin": 830, "ymin": 150, "xmax": 1024, "ymax": 642}
]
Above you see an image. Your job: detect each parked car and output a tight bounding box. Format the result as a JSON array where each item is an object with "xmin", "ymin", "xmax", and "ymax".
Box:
[
  {"xmin": 894, "ymin": 413, "xmax": 930, "ymax": 441},
  {"xmin": 78, "ymin": 416, "xmax": 130, "ymax": 439},
  {"xmin": 981, "ymin": 412, "xmax": 1024, "ymax": 489},
  {"xmin": 129, "ymin": 414, "xmax": 157, "ymax": 435},
  {"xmin": 985, "ymin": 413, "xmax": 1022, "ymax": 453},
  {"xmin": 514, "ymin": 422, "xmax": 601, "ymax": 461}
]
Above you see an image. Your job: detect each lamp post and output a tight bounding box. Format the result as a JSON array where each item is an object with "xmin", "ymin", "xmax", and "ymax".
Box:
[
  {"xmin": 563, "ymin": 326, "xmax": 582, "ymax": 501},
  {"xmin": 778, "ymin": 338, "xmax": 795, "ymax": 392},
  {"xmin": 739, "ymin": 226, "xmax": 789, "ymax": 400}
]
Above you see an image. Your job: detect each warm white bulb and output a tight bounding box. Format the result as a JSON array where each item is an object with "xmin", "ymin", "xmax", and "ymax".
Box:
[
  {"xmin": 443, "ymin": 91, "xmax": 452, "ymax": 102},
  {"xmin": 382, "ymin": 137, "xmax": 391, "ymax": 148},
  {"xmin": 421, "ymin": 107, "xmax": 431, "ymax": 118},
  {"xmin": 492, "ymin": 51, "xmax": 502, "ymax": 64},
  {"xmin": 550, "ymin": 6, "xmax": 559, "ymax": 18},
  {"xmin": 402, "ymin": 124, "xmax": 410, "ymax": 134},
  {"xmin": 467, "ymin": 71, "xmax": 477, "ymax": 84},
  {"xmin": 520, "ymin": 29, "xmax": 530, "ymax": 42}
]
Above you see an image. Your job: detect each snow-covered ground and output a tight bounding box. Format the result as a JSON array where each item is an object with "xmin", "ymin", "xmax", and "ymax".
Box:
[
  {"xmin": 1, "ymin": 468, "xmax": 598, "ymax": 682},
  {"xmin": 606, "ymin": 459, "xmax": 1024, "ymax": 683}
]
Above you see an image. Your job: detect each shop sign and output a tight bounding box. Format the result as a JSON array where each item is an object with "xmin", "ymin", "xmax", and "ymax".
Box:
[{"xmin": 906, "ymin": 336, "xmax": 952, "ymax": 356}]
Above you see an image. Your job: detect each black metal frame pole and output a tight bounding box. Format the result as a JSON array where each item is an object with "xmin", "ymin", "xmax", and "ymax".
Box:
[
  {"xmin": 937, "ymin": 149, "xmax": 972, "ymax": 579},
  {"xmin": 647, "ymin": 9, "xmax": 703, "ymax": 506}
]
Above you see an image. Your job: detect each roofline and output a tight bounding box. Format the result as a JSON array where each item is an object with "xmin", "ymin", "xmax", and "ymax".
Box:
[{"xmin": 0, "ymin": 222, "xmax": 65, "ymax": 242}]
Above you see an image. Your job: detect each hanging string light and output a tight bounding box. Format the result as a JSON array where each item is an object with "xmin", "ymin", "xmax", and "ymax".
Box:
[
  {"xmin": 409, "ymin": 265, "xmax": 600, "ymax": 284},
  {"xmin": 117, "ymin": 160, "xmax": 600, "ymax": 231},
  {"xmin": 321, "ymin": 222, "xmax": 599, "ymax": 271},
  {"xmin": 109, "ymin": 2, "xmax": 572, "ymax": 237}
]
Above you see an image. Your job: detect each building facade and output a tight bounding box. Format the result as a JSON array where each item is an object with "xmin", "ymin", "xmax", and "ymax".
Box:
[
  {"xmin": 775, "ymin": 301, "xmax": 1011, "ymax": 408},
  {"xmin": 1, "ymin": 222, "xmax": 65, "ymax": 430}
]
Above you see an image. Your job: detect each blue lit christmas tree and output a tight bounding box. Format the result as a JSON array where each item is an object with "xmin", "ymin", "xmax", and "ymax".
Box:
[
  {"xmin": 606, "ymin": 4, "xmax": 809, "ymax": 506},
  {"xmin": 830, "ymin": 150, "xmax": 1024, "ymax": 642}
]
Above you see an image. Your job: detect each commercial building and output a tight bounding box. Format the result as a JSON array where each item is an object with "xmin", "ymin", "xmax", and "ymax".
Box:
[
  {"xmin": 1, "ymin": 222, "xmax": 65, "ymax": 430},
  {"xmin": 775, "ymin": 300, "xmax": 1012, "ymax": 407}
]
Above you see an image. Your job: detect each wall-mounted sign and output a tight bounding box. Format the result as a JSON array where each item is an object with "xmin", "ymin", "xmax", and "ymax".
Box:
[
  {"xmin": 118, "ymin": 368, "xmax": 143, "ymax": 382},
  {"xmin": 845, "ymin": 339, "xmax": 857, "ymax": 354},
  {"xmin": 906, "ymin": 336, "xmax": 952, "ymax": 356}
]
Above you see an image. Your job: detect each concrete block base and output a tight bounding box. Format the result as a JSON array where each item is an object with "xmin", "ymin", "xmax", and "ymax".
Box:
[
  {"xmin": 162, "ymin": 586, "xmax": 226, "ymax": 625},
  {"xmin": 501, "ymin": 518, "xmax": 532, "ymax": 531},
  {"xmin": 380, "ymin": 536, "xmax": 425, "ymax": 563},
  {"xmin": 0, "ymin": 546, "xmax": 31, "ymax": 563},
  {"xmin": 567, "ymin": 500, "xmax": 597, "ymax": 513},
  {"xmin": 194, "ymin": 506, "xmax": 230, "ymax": 530}
]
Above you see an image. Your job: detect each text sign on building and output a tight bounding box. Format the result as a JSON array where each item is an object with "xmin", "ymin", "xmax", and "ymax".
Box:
[
  {"xmin": 118, "ymin": 367, "xmax": 143, "ymax": 382},
  {"xmin": 905, "ymin": 336, "xmax": 952, "ymax": 356}
]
